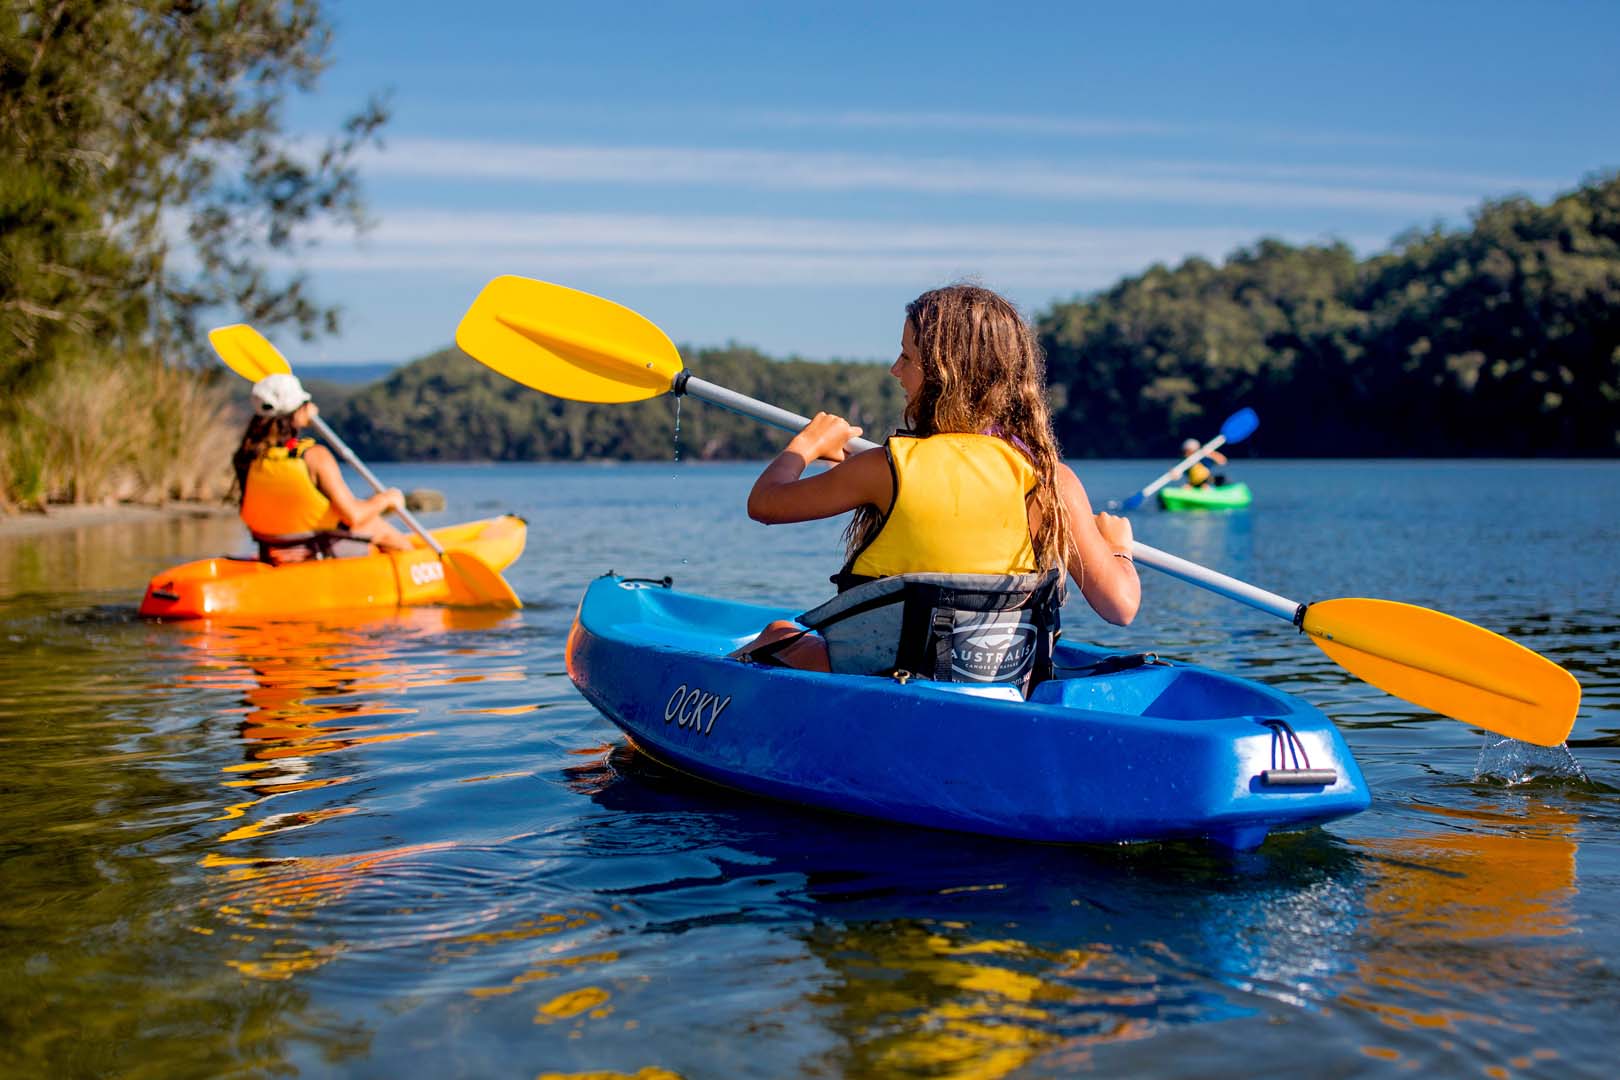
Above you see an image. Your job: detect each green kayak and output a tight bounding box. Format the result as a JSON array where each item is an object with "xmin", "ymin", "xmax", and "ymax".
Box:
[{"xmin": 1158, "ymin": 481, "xmax": 1253, "ymax": 511}]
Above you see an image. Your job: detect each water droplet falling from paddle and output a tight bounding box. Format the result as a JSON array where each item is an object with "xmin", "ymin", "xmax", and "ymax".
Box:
[
  {"xmin": 673, "ymin": 396, "xmax": 689, "ymax": 566},
  {"xmin": 672, "ymin": 396, "xmax": 683, "ymax": 464}
]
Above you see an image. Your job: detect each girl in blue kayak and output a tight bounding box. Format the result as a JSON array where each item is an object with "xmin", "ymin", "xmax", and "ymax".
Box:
[
  {"xmin": 735, "ymin": 283, "xmax": 1139, "ymax": 675},
  {"xmin": 233, "ymin": 373, "xmax": 412, "ymax": 564}
]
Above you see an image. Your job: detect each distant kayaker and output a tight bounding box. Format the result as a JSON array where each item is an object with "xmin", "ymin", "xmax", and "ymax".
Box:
[
  {"xmin": 233, "ymin": 373, "xmax": 412, "ymax": 564},
  {"xmin": 732, "ymin": 283, "xmax": 1139, "ymax": 680},
  {"xmin": 1180, "ymin": 437, "xmax": 1227, "ymax": 488}
]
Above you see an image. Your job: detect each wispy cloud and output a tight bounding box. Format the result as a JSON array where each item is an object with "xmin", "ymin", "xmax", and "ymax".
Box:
[
  {"xmin": 1114, "ymin": 159, "xmax": 1554, "ymax": 191},
  {"xmin": 363, "ymin": 139, "xmax": 1552, "ymax": 215},
  {"xmin": 753, "ymin": 108, "xmax": 1192, "ymax": 139},
  {"xmin": 292, "ymin": 210, "xmax": 1387, "ymax": 289},
  {"xmin": 556, "ymin": 104, "xmax": 1448, "ymax": 151},
  {"xmin": 749, "ymin": 107, "xmax": 1433, "ymax": 150}
]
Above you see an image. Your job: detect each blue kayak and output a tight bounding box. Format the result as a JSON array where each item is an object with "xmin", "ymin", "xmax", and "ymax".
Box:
[{"xmin": 568, "ymin": 575, "xmax": 1370, "ymax": 850}]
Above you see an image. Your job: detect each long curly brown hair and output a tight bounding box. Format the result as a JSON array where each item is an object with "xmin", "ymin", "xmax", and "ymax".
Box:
[
  {"xmin": 844, "ymin": 284, "xmax": 1070, "ymax": 573},
  {"xmin": 232, "ymin": 413, "xmax": 301, "ymax": 505}
]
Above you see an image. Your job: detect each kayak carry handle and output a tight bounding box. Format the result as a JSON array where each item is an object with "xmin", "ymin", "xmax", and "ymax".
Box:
[{"xmin": 1259, "ymin": 768, "xmax": 1339, "ymax": 787}]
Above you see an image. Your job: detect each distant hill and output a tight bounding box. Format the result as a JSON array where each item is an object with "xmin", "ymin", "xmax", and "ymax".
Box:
[
  {"xmin": 327, "ymin": 344, "xmax": 906, "ymax": 461},
  {"xmin": 1040, "ymin": 171, "xmax": 1620, "ymax": 457},
  {"xmin": 295, "ymin": 361, "xmax": 401, "ymax": 386}
]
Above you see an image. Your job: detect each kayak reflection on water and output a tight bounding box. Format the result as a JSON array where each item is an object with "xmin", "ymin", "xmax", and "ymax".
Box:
[{"xmin": 181, "ymin": 608, "xmax": 520, "ymax": 981}]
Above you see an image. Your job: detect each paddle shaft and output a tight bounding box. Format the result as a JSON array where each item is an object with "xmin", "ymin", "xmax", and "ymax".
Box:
[
  {"xmin": 1131, "ymin": 542, "xmax": 1302, "ymax": 622},
  {"xmin": 309, "ymin": 415, "xmax": 444, "ymax": 555},
  {"xmin": 677, "ymin": 373, "xmax": 881, "ymax": 454}
]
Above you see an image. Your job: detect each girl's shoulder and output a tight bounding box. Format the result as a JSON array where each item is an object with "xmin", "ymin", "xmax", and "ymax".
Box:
[{"xmin": 299, "ymin": 440, "xmax": 335, "ymax": 465}]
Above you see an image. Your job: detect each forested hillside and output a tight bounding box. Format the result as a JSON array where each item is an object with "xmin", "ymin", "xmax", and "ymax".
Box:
[
  {"xmin": 333, "ymin": 173, "xmax": 1620, "ymax": 461},
  {"xmin": 332, "ymin": 345, "xmax": 908, "ymax": 461},
  {"xmin": 1042, "ymin": 172, "xmax": 1620, "ymax": 457}
]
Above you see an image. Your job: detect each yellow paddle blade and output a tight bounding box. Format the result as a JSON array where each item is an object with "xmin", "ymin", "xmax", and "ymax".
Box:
[
  {"xmin": 1302, "ymin": 598, "xmax": 1580, "ymax": 747},
  {"xmin": 442, "ymin": 550, "xmax": 522, "ymax": 610},
  {"xmin": 455, "ymin": 276, "xmax": 682, "ymax": 403},
  {"xmin": 208, "ymin": 324, "xmax": 292, "ymax": 382}
]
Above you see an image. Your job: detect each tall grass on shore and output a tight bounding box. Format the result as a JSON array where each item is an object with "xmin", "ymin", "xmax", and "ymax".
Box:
[{"xmin": 1, "ymin": 352, "xmax": 238, "ymax": 511}]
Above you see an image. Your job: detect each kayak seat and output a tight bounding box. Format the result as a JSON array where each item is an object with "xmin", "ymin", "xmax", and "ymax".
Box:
[
  {"xmin": 795, "ymin": 569, "xmax": 1063, "ymax": 695},
  {"xmin": 251, "ymin": 529, "xmax": 372, "ymax": 566},
  {"xmin": 1028, "ymin": 668, "xmax": 1181, "ymax": 714}
]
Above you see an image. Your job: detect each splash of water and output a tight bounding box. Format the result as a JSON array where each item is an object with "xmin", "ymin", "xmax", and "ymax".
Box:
[{"xmin": 1474, "ymin": 736, "xmax": 1588, "ymax": 785}]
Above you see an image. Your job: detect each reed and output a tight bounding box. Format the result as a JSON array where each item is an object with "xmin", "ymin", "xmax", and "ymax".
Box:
[{"xmin": 1, "ymin": 350, "xmax": 238, "ymax": 511}]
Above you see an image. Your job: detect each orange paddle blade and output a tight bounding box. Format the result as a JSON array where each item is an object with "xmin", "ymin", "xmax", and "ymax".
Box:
[
  {"xmin": 208, "ymin": 324, "xmax": 292, "ymax": 382},
  {"xmin": 1302, "ymin": 598, "xmax": 1579, "ymax": 747},
  {"xmin": 455, "ymin": 276, "xmax": 681, "ymax": 403},
  {"xmin": 442, "ymin": 550, "xmax": 522, "ymax": 610}
]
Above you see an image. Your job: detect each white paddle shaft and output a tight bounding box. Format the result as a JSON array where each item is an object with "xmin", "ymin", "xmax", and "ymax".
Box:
[
  {"xmin": 681, "ymin": 375, "xmax": 880, "ymax": 454},
  {"xmin": 311, "ymin": 415, "xmax": 443, "ymax": 555},
  {"xmin": 1131, "ymin": 542, "xmax": 1303, "ymax": 622}
]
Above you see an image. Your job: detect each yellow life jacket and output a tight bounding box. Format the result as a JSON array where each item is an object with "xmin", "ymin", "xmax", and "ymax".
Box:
[
  {"xmin": 240, "ymin": 438, "xmax": 344, "ymax": 537},
  {"xmin": 845, "ymin": 433, "xmax": 1038, "ymax": 582},
  {"xmin": 1186, "ymin": 462, "xmax": 1212, "ymax": 488}
]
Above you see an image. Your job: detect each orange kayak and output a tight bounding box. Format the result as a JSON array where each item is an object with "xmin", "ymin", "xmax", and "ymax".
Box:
[{"xmin": 138, "ymin": 515, "xmax": 527, "ymax": 619}]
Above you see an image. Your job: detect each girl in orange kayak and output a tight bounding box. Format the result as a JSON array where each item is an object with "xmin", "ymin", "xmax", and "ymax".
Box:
[
  {"xmin": 233, "ymin": 373, "xmax": 412, "ymax": 565},
  {"xmin": 734, "ymin": 284, "xmax": 1139, "ymax": 676}
]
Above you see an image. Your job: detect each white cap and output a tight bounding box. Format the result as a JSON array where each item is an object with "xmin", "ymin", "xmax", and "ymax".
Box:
[
  {"xmin": 1181, "ymin": 438, "xmax": 1200, "ymax": 454},
  {"xmin": 251, "ymin": 373, "xmax": 311, "ymax": 416}
]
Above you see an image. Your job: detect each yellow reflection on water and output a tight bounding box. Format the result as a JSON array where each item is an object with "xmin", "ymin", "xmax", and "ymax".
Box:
[
  {"xmin": 181, "ymin": 607, "xmax": 521, "ymax": 981},
  {"xmin": 536, "ymin": 985, "xmax": 614, "ymax": 1023},
  {"xmin": 200, "ymin": 840, "xmax": 457, "ymax": 979},
  {"xmin": 1346, "ymin": 800, "xmax": 1580, "ymax": 1068},
  {"xmin": 439, "ymin": 910, "xmax": 606, "ymax": 958},
  {"xmin": 185, "ymin": 608, "xmax": 517, "ymax": 830},
  {"xmin": 807, "ymin": 920, "xmax": 1164, "ymax": 1079},
  {"xmin": 1358, "ymin": 802, "xmax": 1577, "ymax": 942},
  {"xmin": 536, "ymin": 1068, "xmax": 682, "ymax": 1080}
]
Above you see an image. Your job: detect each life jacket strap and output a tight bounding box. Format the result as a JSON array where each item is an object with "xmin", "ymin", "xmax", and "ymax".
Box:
[{"xmin": 930, "ymin": 605, "xmax": 957, "ymax": 683}]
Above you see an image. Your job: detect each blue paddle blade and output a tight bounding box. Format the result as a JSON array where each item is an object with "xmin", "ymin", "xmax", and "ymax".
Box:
[
  {"xmin": 1121, "ymin": 492, "xmax": 1145, "ymax": 512},
  {"xmin": 1221, "ymin": 407, "xmax": 1259, "ymax": 444}
]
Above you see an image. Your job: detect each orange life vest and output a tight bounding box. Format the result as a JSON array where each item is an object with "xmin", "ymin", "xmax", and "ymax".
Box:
[{"xmin": 239, "ymin": 438, "xmax": 344, "ymax": 537}]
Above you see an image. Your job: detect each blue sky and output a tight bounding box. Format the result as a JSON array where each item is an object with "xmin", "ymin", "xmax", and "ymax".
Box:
[{"xmin": 275, "ymin": 0, "xmax": 1620, "ymax": 364}]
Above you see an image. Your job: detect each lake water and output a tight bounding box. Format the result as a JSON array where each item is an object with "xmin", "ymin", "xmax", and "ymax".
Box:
[{"xmin": 1, "ymin": 459, "xmax": 1617, "ymax": 1078}]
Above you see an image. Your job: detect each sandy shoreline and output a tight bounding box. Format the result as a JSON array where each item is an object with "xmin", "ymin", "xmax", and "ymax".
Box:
[{"xmin": 0, "ymin": 501, "xmax": 237, "ymax": 539}]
